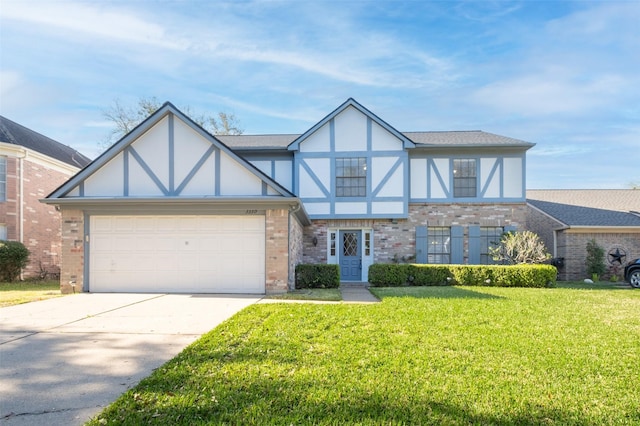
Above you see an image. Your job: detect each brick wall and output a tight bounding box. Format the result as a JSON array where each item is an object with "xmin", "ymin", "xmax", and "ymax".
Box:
[
  {"xmin": 0, "ymin": 156, "xmax": 76, "ymax": 279},
  {"xmin": 526, "ymin": 204, "xmax": 563, "ymax": 257},
  {"xmin": 302, "ymin": 203, "xmax": 527, "ymax": 264},
  {"xmin": 557, "ymin": 231, "xmax": 640, "ymax": 281},
  {"xmin": 59, "ymin": 209, "xmax": 84, "ymax": 293},
  {"xmin": 265, "ymin": 209, "xmax": 290, "ymax": 294},
  {"xmin": 288, "ymin": 213, "xmax": 304, "ymax": 290}
]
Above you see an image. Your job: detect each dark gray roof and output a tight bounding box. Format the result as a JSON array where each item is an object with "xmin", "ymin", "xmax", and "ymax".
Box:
[
  {"xmin": 0, "ymin": 115, "xmax": 91, "ymax": 168},
  {"xmin": 217, "ymin": 130, "xmax": 534, "ymax": 150},
  {"xmin": 527, "ymin": 189, "xmax": 640, "ymax": 227}
]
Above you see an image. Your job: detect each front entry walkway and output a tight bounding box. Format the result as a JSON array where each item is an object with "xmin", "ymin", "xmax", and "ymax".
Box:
[{"xmin": 339, "ymin": 282, "xmax": 379, "ymax": 303}]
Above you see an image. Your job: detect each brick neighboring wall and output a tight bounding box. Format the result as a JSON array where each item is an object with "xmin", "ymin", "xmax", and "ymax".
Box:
[
  {"xmin": 526, "ymin": 204, "xmax": 563, "ymax": 257},
  {"xmin": 302, "ymin": 203, "xmax": 527, "ymax": 264},
  {"xmin": 1, "ymin": 157, "xmax": 75, "ymax": 279},
  {"xmin": 60, "ymin": 209, "xmax": 84, "ymax": 294},
  {"xmin": 557, "ymin": 232, "xmax": 640, "ymax": 281},
  {"xmin": 265, "ymin": 209, "xmax": 290, "ymax": 294}
]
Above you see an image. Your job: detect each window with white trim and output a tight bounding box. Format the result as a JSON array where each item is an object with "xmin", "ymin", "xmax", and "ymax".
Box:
[
  {"xmin": 0, "ymin": 224, "xmax": 6, "ymax": 240},
  {"xmin": 336, "ymin": 157, "xmax": 366, "ymax": 197},
  {"xmin": 453, "ymin": 159, "xmax": 476, "ymax": 198}
]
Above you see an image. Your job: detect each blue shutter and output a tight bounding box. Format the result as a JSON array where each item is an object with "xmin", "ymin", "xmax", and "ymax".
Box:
[
  {"xmin": 416, "ymin": 226, "xmax": 427, "ymax": 264},
  {"xmin": 451, "ymin": 226, "xmax": 464, "ymax": 264},
  {"xmin": 468, "ymin": 225, "xmax": 481, "ymax": 264}
]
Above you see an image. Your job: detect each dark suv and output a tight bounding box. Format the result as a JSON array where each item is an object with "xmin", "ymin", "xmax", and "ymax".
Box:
[{"xmin": 625, "ymin": 258, "xmax": 640, "ymax": 288}]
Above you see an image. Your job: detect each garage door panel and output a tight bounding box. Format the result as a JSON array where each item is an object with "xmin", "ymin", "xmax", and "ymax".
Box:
[{"xmin": 90, "ymin": 215, "xmax": 265, "ymax": 293}]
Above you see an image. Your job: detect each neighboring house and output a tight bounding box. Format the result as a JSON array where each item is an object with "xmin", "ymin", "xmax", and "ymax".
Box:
[
  {"xmin": 527, "ymin": 189, "xmax": 640, "ymax": 281},
  {"xmin": 44, "ymin": 99, "xmax": 534, "ymax": 294},
  {"xmin": 0, "ymin": 115, "xmax": 91, "ymax": 279}
]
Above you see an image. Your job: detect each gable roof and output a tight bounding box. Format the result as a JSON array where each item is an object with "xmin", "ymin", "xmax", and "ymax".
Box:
[
  {"xmin": 45, "ymin": 102, "xmax": 296, "ymax": 200},
  {"xmin": 0, "ymin": 115, "xmax": 91, "ymax": 168},
  {"xmin": 527, "ymin": 189, "xmax": 640, "ymax": 227},
  {"xmin": 288, "ymin": 98, "xmax": 416, "ymax": 151}
]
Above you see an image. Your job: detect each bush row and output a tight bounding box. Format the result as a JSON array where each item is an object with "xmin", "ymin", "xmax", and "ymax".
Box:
[
  {"xmin": 295, "ymin": 264, "xmax": 340, "ymax": 289},
  {"xmin": 368, "ymin": 263, "xmax": 557, "ymax": 288}
]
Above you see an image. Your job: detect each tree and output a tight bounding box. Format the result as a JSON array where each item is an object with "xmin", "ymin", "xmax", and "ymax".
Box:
[
  {"xmin": 100, "ymin": 97, "xmax": 243, "ymax": 150},
  {"xmin": 490, "ymin": 230, "xmax": 551, "ymax": 265}
]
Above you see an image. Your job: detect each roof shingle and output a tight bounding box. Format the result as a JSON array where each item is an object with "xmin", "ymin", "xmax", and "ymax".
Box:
[
  {"xmin": 527, "ymin": 189, "xmax": 640, "ymax": 227},
  {"xmin": 0, "ymin": 115, "xmax": 91, "ymax": 168}
]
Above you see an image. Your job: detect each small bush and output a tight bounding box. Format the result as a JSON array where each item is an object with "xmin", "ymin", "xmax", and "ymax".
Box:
[
  {"xmin": 368, "ymin": 264, "xmax": 410, "ymax": 287},
  {"xmin": 368, "ymin": 263, "xmax": 556, "ymax": 288},
  {"xmin": 0, "ymin": 241, "xmax": 30, "ymax": 282},
  {"xmin": 295, "ymin": 264, "xmax": 340, "ymax": 289}
]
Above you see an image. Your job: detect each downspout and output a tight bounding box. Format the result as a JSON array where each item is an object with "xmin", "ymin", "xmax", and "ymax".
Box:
[{"xmin": 18, "ymin": 151, "xmax": 26, "ymax": 280}]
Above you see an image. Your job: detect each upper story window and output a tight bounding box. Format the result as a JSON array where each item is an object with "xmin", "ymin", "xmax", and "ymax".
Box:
[
  {"xmin": 336, "ymin": 157, "xmax": 366, "ymax": 197},
  {"xmin": 453, "ymin": 158, "xmax": 476, "ymax": 198},
  {"xmin": 0, "ymin": 156, "xmax": 6, "ymax": 202}
]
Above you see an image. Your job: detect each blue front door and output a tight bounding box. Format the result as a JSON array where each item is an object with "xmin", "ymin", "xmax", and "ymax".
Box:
[{"xmin": 339, "ymin": 230, "xmax": 361, "ymax": 281}]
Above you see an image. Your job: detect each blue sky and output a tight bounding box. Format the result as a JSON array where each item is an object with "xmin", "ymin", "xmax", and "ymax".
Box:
[{"xmin": 1, "ymin": 0, "xmax": 638, "ymax": 189}]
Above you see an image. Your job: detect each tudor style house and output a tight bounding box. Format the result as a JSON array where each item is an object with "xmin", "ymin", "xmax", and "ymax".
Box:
[
  {"xmin": 1, "ymin": 115, "xmax": 91, "ymax": 278},
  {"xmin": 44, "ymin": 99, "xmax": 534, "ymax": 294}
]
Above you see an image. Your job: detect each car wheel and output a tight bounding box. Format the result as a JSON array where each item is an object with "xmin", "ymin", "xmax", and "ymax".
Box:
[{"xmin": 629, "ymin": 270, "xmax": 640, "ymax": 288}]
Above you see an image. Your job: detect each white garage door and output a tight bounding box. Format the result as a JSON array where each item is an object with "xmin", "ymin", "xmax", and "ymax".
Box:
[{"xmin": 89, "ymin": 215, "xmax": 265, "ymax": 293}]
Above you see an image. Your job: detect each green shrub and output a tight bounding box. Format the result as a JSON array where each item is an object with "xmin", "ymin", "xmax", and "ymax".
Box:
[
  {"xmin": 295, "ymin": 264, "xmax": 340, "ymax": 289},
  {"xmin": 0, "ymin": 241, "xmax": 30, "ymax": 282},
  {"xmin": 368, "ymin": 264, "xmax": 410, "ymax": 287},
  {"xmin": 368, "ymin": 263, "xmax": 557, "ymax": 288},
  {"xmin": 585, "ymin": 239, "xmax": 606, "ymax": 279},
  {"xmin": 407, "ymin": 264, "xmax": 451, "ymax": 286}
]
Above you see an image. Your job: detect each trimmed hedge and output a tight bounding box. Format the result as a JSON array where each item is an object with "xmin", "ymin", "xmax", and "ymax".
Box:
[
  {"xmin": 0, "ymin": 240, "xmax": 30, "ymax": 282},
  {"xmin": 369, "ymin": 263, "xmax": 557, "ymax": 288},
  {"xmin": 295, "ymin": 264, "xmax": 340, "ymax": 289}
]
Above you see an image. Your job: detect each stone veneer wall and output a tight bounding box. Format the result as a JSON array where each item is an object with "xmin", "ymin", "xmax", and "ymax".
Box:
[
  {"xmin": 59, "ymin": 209, "xmax": 84, "ymax": 294},
  {"xmin": 557, "ymin": 231, "xmax": 640, "ymax": 281},
  {"xmin": 265, "ymin": 209, "xmax": 290, "ymax": 294},
  {"xmin": 288, "ymin": 212, "xmax": 304, "ymax": 290},
  {"xmin": 303, "ymin": 203, "xmax": 527, "ymax": 265}
]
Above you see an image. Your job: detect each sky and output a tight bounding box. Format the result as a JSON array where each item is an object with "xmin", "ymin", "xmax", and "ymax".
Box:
[{"xmin": 1, "ymin": 0, "xmax": 638, "ymax": 189}]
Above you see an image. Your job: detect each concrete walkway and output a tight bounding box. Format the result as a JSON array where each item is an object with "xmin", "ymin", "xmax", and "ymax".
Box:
[
  {"xmin": 339, "ymin": 283, "xmax": 380, "ymax": 303},
  {"xmin": 0, "ymin": 293, "xmax": 260, "ymax": 426}
]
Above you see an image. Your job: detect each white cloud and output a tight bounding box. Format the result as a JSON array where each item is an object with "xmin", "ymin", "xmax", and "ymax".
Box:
[{"xmin": 1, "ymin": 0, "xmax": 188, "ymax": 50}]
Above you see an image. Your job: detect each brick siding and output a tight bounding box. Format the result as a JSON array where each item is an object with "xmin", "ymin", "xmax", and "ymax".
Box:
[
  {"xmin": 59, "ymin": 209, "xmax": 84, "ymax": 293},
  {"xmin": 303, "ymin": 203, "xmax": 527, "ymax": 265},
  {"xmin": 265, "ymin": 209, "xmax": 290, "ymax": 294},
  {"xmin": 1, "ymin": 156, "xmax": 76, "ymax": 279}
]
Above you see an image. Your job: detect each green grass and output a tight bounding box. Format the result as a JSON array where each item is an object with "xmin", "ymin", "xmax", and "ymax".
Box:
[
  {"xmin": 265, "ymin": 288, "xmax": 342, "ymax": 301},
  {"xmin": 89, "ymin": 284, "xmax": 640, "ymax": 425},
  {"xmin": 0, "ymin": 280, "xmax": 64, "ymax": 307}
]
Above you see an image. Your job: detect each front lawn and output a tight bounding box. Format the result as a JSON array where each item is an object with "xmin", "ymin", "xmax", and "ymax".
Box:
[
  {"xmin": 0, "ymin": 280, "xmax": 64, "ymax": 307},
  {"xmin": 89, "ymin": 285, "xmax": 640, "ymax": 425}
]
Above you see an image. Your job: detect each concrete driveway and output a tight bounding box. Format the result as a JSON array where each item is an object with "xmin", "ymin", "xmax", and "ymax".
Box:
[{"xmin": 0, "ymin": 293, "xmax": 260, "ymax": 426}]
